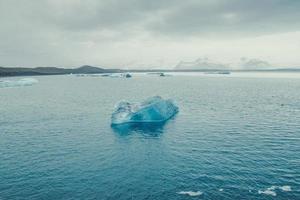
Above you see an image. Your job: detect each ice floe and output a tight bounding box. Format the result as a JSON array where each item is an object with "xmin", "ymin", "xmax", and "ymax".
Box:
[{"xmin": 0, "ymin": 78, "xmax": 38, "ymax": 88}]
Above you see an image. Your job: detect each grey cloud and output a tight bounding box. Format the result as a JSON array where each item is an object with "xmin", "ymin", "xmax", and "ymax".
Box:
[
  {"xmin": 0, "ymin": 0, "xmax": 300, "ymax": 67},
  {"xmin": 13, "ymin": 0, "xmax": 181, "ymax": 32},
  {"xmin": 2, "ymin": 0, "xmax": 300, "ymax": 37},
  {"xmin": 148, "ymin": 0, "xmax": 300, "ymax": 37}
]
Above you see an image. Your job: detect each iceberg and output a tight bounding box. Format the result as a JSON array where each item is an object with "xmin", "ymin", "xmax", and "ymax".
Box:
[
  {"xmin": 0, "ymin": 78, "xmax": 38, "ymax": 88},
  {"xmin": 111, "ymin": 96, "xmax": 178, "ymax": 125}
]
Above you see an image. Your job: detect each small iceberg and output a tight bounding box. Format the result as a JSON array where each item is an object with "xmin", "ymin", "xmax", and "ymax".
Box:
[
  {"xmin": 0, "ymin": 78, "xmax": 38, "ymax": 88},
  {"xmin": 147, "ymin": 72, "xmax": 172, "ymax": 77},
  {"xmin": 124, "ymin": 73, "xmax": 132, "ymax": 78},
  {"xmin": 111, "ymin": 96, "xmax": 178, "ymax": 125},
  {"xmin": 159, "ymin": 73, "xmax": 172, "ymax": 77}
]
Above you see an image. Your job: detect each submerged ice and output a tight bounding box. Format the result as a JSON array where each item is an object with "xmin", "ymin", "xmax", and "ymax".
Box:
[
  {"xmin": 111, "ymin": 96, "xmax": 178, "ymax": 125},
  {"xmin": 0, "ymin": 78, "xmax": 38, "ymax": 88}
]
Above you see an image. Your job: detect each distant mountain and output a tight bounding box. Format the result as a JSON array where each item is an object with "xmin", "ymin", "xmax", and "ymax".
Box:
[
  {"xmin": 72, "ymin": 65, "xmax": 108, "ymax": 74},
  {"xmin": 0, "ymin": 65, "xmax": 121, "ymax": 77},
  {"xmin": 174, "ymin": 58, "xmax": 229, "ymax": 70},
  {"xmin": 1, "ymin": 64, "xmax": 300, "ymax": 77}
]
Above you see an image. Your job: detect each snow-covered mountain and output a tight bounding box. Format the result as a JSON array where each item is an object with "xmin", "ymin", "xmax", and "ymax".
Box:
[
  {"xmin": 237, "ymin": 57, "xmax": 272, "ymax": 70},
  {"xmin": 174, "ymin": 58, "xmax": 229, "ymax": 70},
  {"xmin": 174, "ymin": 57, "xmax": 274, "ymax": 70}
]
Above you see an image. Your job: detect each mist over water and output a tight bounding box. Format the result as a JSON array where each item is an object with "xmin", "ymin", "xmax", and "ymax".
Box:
[{"xmin": 1, "ymin": 72, "xmax": 300, "ymax": 199}]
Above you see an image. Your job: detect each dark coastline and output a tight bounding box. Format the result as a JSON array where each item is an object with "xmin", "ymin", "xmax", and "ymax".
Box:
[
  {"xmin": 1, "ymin": 65, "xmax": 300, "ymax": 77},
  {"xmin": 0, "ymin": 65, "xmax": 122, "ymax": 77}
]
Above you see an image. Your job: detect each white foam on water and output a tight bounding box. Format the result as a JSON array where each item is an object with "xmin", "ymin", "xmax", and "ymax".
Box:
[
  {"xmin": 268, "ymin": 186, "xmax": 277, "ymax": 190},
  {"xmin": 178, "ymin": 191, "xmax": 203, "ymax": 197},
  {"xmin": 279, "ymin": 185, "xmax": 292, "ymax": 192},
  {"xmin": 258, "ymin": 185, "xmax": 291, "ymax": 196},
  {"xmin": 258, "ymin": 189, "xmax": 277, "ymax": 196},
  {"xmin": 219, "ymin": 188, "xmax": 224, "ymax": 192}
]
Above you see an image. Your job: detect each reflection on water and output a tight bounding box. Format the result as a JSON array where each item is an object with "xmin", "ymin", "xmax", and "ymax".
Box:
[{"xmin": 111, "ymin": 121, "xmax": 167, "ymax": 136}]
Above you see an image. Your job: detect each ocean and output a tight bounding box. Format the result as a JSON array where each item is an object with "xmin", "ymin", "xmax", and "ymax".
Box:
[{"xmin": 1, "ymin": 72, "xmax": 299, "ymax": 199}]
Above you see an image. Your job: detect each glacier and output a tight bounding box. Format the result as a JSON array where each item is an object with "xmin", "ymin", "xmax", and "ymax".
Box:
[
  {"xmin": 111, "ymin": 96, "xmax": 178, "ymax": 125},
  {"xmin": 0, "ymin": 78, "xmax": 38, "ymax": 88}
]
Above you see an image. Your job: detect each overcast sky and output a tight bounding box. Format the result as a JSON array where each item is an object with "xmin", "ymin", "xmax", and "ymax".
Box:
[{"xmin": 0, "ymin": 0, "xmax": 300, "ymax": 68}]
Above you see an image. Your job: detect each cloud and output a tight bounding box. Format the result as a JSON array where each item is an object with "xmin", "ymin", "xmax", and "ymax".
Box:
[
  {"xmin": 148, "ymin": 0, "xmax": 300, "ymax": 37},
  {"xmin": 0, "ymin": 0, "xmax": 300, "ymax": 67},
  {"xmin": 3, "ymin": 0, "xmax": 300, "ymax": 36}
]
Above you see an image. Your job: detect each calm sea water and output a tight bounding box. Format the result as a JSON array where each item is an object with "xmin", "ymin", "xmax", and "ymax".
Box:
[{"xmin": 1, "ymin": 72, "xmax": 300, "ymax": 200}]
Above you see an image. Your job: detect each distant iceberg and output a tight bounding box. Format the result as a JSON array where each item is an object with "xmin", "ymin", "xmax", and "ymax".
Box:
[
  {"xmin": 159, "ymin": 73, "xmax": 172, "ymax": 77},
  {"xmin": 0, "ymin": 78, "xmax": 38, "ymax": 88},
  {"xmin": 111, "ymin": 96, "xmax": 178, "ymax": 125},
  {"xmin": 147, "ymin": 72, "xmax": 172, "ymax": 77},
  {"xmin": 101, "ymin": 73, "xmax": 132, "ymax": 78}
]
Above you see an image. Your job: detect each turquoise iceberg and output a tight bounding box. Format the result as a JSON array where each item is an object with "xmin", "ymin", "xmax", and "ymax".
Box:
[{"xmin": 111, "ymin": 96, "xmax": 178, "ymax": 125}]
